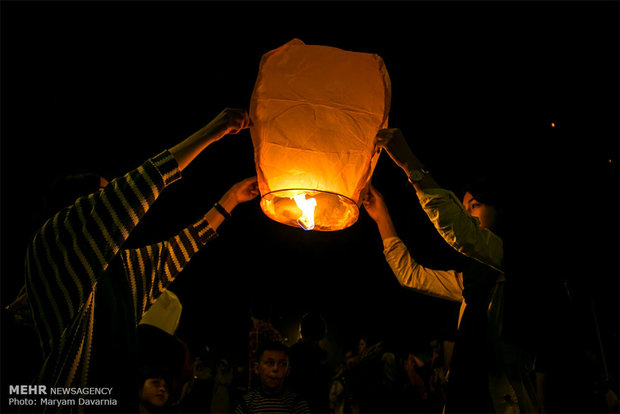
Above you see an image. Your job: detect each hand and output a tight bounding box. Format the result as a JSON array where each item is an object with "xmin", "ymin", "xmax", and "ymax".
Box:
[
  {"xmin": 375, "ymin": 128, "xmax": 421, "ymax": 173},
  {"xmin": 202, "ymin": 108, "xmax": 252, "ymax": 143},
  {"xmin": 363, "ymin": 184, "xmax": 399, "ymax": 239},
  {"xmin": 219, "ymin": 176, "xmax": 260, "ymax": 213},
  {"xmin": 362, "ymin": 184, "xmax": 390, "ymax": 224}
]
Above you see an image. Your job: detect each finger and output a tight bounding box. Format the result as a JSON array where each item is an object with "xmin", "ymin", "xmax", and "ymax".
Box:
[
  {"xmin": 242, "ymin": 112, "xmax": 251, "ymax": 129},
  {"xmin": 375, "ymin": 129, "xmax": 391, "ymax": 139},
  {"xmin": 231, "ymin": 110, "xmax": 249, "ymax": 129},
  {"xmin": 374, "ymin": 135, "xmax": 388, "ymax": 152},
  {"xmin": 227, "ymin": 111, "xmax": 248, "ymax": 132}
]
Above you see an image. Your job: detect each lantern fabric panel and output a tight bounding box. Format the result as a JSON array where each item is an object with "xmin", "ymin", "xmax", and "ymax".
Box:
[{"xmin": 250, "ymin": 38, "xmax": 391, "ymax": 231}]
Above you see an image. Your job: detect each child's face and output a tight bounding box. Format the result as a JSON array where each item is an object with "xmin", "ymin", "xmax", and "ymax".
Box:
[
  {"xmin": 256, "ymin": 350, "xmax": 290, "ymax": 393},
  {"xmin": 140, "ymin": 378, "xmax": 169, "ymax": 408}
]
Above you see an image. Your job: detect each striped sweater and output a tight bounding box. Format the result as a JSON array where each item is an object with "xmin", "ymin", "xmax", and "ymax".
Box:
[
  {"xmin": 25, "ymin": 151, "xmax": 216, "ymax": 409},
  {"xmin": 235, "ymin": 389, "xmax": 310, "ymax": 414}
]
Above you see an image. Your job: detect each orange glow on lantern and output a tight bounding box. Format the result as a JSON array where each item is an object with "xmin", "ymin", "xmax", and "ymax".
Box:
[{"xmin": 250, "ymin": 39, "xmax": 391, "ymax": 231}]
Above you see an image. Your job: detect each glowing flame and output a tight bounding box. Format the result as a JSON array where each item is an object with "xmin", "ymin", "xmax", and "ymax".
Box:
[{"xmin": 293, "ymin": 194, "xmax": 317, "ymax": 230}]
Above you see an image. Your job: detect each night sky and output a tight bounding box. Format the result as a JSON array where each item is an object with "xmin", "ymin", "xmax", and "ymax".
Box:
[{"xmin": 2, "ymin": 0, "xmax": 618, "ymax": 389}]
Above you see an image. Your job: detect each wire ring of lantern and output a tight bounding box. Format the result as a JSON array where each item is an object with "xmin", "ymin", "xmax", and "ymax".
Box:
[{"xmin": 261, "ymin": 188, "xmax": 358, "ymax": 205}]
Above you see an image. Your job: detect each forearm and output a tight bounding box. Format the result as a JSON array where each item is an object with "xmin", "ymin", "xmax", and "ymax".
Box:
[
  {"xmin": 378, "ymin": 128, "xmax": 441, "ymax": 190},
  {"xmin": 411, "ymin": 174, "xmax": 441, "ymax": 191},
  {"xmin": 169, "ymin": 108, "xmax": 250, "ymax": 171},
  {"xmin": 168, "ymin": 128, "xmax": 221, "ymax": 171},
  {"xmin": 383, "ymin": 237, "xmax": 463, "ymax": 302},
  {"xmin": 204, "ymin": 189, "xmax": 241, "ymax": 232},
  {"xmin": 375, "ymin": 215, "xmax": 398, "ymax": 240},
  {"xmin": 124, "ymin": 215, "xmax": 218, "ymax": 320},
  {"xmin": 398, "ymin": 153, "xmax": 441, "ymax": 191}
]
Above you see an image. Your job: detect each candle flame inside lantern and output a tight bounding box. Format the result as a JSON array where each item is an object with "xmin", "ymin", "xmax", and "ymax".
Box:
[{"xmin": 293, "ymin": 194, "xmax": 317, "ymax": 231}]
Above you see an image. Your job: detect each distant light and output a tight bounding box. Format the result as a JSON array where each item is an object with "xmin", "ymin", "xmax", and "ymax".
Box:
[{"xmin": 551, "ymin": 122, "xmax": 556, "ymax": 127}]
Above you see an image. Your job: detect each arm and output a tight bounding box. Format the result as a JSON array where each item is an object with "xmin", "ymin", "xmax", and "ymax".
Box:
[
  {"xmin": 169, "ymin": 108, "xmax": 250, "ymax": 171},
  {"xmin": 363, "ymin": 185, "xmax": 463, "ymax": 302},
  {"xmin": 121, "ymin": 177, "xmax": 259, "ymax": 321},
  {"xmin": 25, "ymin": 150, "xmax": 180, "ymax": 353},
  {"xmin": 362, "ymin": 184, "xmax": 398, "ymax": 240},
  {"xmin": 383, "ymin": 237, "xmax": 463, "ymax": 302},
  {"xmin": 375, "ymin": 128, "xmax": 440, "ymax": 191},
  {"xmin": 417, "ymin": 188, "xmax": 503, "ymax": 271},
  {"xmin": 204, "ymin": 176, "xmax": 259, "ymax": 232},
  {"xmin": 25, "ymin": 109, "xmax": 251, "ymax": 353},
  {"xmin": 375, "ymin": 128, "xmax": 503, "ymax": 271}
]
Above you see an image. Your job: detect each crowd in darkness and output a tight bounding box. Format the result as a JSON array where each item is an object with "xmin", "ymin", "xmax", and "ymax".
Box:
[
  {"xmin": 151, "ymin": 310, "xmax": 455, "ymax": 414},
  {"xmin": 134, "ymin": 301, "xmax": 616, "ymax": 414},
  {"xmin": 5, "ymin": 294, "xmax": 617, "ymax": 414}
]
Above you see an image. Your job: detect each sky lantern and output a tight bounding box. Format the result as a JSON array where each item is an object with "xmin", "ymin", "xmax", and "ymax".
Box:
[{"xmin": 250, "ymin": 39, "xmax": 392, "ymax": 231}]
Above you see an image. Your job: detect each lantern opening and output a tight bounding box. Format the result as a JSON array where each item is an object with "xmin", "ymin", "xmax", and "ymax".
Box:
[{"xmin": 260, "ymin": 189, "xmax": 359, "ymax": 232}]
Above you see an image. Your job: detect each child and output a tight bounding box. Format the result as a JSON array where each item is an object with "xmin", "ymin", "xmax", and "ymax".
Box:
[
  {"xmin": 235, "ymin": 341, "xmax": 310, "ymax": 413},
  {"xmin": 138, "ymin": 365, "xmax": 172, "ymax": 413}
]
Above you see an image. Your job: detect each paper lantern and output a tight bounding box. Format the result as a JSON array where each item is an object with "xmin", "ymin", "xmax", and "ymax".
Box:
[{"xmin": 250, "ymin": 39, "xmax": 391, "ymax": 231}]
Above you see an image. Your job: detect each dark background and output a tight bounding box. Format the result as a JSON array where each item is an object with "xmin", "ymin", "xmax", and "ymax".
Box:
[{"xmin": 2, "ymin": 0, "xmax": 618, "ymax": 401}]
